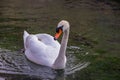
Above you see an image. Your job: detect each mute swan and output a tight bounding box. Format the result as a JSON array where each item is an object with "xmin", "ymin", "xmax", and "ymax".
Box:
[{"xmin": 23, "ymin": 20, "xmax": 70, "ymax": 69}]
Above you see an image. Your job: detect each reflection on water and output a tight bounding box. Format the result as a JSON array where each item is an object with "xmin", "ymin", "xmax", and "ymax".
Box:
[{"xmin": 0, "ymin": 47, "xmax": 89, "ymax": 80}]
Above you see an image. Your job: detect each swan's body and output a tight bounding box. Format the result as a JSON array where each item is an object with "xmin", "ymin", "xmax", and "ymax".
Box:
[{"xmin": 23, "ymin": 20, "xmax": 70, "ymax": 69}]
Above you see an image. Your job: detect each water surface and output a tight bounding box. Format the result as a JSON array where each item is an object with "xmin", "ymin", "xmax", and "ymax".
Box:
[{"xmin": 0, "ymin": 0, "xmax": 120, "ymax": 80}]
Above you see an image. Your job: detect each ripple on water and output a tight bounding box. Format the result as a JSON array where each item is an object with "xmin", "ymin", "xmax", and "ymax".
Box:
[
  {"xmin": 0, "ymin": 47, "xmax": 90, "ymax": 79},
  {"xmin": 66, "ymin": 46, "xmax": 90, "ymax": 75}
]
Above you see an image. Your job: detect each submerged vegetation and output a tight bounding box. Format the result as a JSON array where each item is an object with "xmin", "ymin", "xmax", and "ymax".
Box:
[{"xmin": 67, "ymin": 56, "xmax": 120, "ymax": 80}]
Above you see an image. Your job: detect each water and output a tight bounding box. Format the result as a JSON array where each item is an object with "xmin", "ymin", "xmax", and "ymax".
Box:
[
  {"xmin": 0, "ymin": 47, "xmax": 89, "ymax": 80},
  {"xmin": 0, "ymin": 0, "xmax": 120, "ymax": 80}
]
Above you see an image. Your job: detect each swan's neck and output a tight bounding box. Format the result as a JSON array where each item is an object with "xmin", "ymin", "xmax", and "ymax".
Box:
[{"xmin": 53, "ymin": 28, "xmax": 69, "ymax": 69}]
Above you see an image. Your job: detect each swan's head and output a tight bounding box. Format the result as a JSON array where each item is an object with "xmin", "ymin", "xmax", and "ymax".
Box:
[{"xmin": 54, "ymin": 20, "xmax": 70, "ymax": 40}]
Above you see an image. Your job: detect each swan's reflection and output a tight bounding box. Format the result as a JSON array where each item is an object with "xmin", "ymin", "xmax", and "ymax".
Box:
[{"xmin": 24, "ymin": 58, "xmax": 66, "ymax": 80}]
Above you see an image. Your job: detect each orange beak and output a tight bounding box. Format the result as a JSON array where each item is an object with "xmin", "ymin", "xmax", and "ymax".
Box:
[{"xmin": 54, "ymin": 29, "xmax": 62, "ymax": 40}]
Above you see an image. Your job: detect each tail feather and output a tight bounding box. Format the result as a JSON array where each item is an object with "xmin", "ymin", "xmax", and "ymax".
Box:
[{"xmin": 23, "ymin": 30, "xmax": 29, "ymax": 49}]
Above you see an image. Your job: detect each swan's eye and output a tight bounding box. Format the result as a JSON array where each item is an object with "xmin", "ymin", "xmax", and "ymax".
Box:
[{"xmin": 56, "ymin": 25, "xmax": 63, "ymax": 33}]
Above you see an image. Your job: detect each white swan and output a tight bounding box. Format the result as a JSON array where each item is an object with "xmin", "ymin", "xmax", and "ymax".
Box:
[{"xmin": 23, "ymin": 20, "xmax": 70, "ymax": 69}]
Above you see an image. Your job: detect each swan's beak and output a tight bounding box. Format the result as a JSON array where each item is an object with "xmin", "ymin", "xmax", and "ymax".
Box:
[{"xmin": 54, "ymin": 29, "xmax": 62, "ymax": 40}]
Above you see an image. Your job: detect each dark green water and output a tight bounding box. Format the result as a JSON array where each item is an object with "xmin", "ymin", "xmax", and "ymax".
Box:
[{"xmin": 0, "ymin": 0, "xmax": 120, "ymax": 80}]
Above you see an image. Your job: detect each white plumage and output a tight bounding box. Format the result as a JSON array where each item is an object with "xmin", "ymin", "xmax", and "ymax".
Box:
[{"xmin": 23, "ymin": 20, "xmax": 70, "ymax": 69}]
